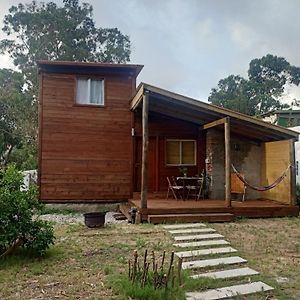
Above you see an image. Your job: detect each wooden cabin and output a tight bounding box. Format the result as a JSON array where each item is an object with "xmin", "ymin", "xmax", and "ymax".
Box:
[{"xmin": 38, "ymin": 61, "xmax": 299, "ymax": 223}]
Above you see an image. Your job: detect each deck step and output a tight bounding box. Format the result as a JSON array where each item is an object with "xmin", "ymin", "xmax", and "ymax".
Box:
[
  {"xmin": 182, "ymin": 256, "xmax": 247, "ymax": 270},
  {"xmin": 118, "ymin": 203, "xmax": 131, "ymax": 220},
  {"xmin": 191, "ymin": 267, "xmax": 259, "ymax": 279},
  {"xmin": 163, "ymin": 223, "xmax": 207, "ymax": 229},
  {"xmin": 174, "ymin": 240, "xmax": 230, "ymax": 248},
  {"xmin": 169, "ymin": 228, "xmax": 216, "ymax": 234},
  {"xmin": 186, "ymin": 281, "xmax": 273, "ymax": 300},
  {"xmin": 175, "ymin": 247, "xmax": 237, "ymax": 258},
  {"xmin": 149, "ymin": 213, "xmax": 234, "ymax": 224},
  {"xmin": 174, "ymin": 233, "xmax": 224, "ymax": 241}
]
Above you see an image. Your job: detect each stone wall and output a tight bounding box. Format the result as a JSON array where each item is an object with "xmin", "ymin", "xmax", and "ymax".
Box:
[{"xmin": 206, "ymin": 129, "xmax": 261, "ymax": 199}]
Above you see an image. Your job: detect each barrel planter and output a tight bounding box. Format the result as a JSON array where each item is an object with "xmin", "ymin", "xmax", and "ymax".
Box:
[{"xmin": 83, "ymin": 212, "xmax": 106, "ymax": 228}]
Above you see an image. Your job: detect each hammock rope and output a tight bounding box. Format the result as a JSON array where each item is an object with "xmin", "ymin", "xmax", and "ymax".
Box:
[{"xmin": 231, "ymin": 164, "xmax": 291, "ymax": 192}]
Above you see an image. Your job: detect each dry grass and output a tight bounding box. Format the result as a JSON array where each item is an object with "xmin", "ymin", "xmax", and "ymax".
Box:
[
  {"xmin": 0, "ymin": 223, "xmax": 173, "ymax": 300},
  {"xmin": 0, "ymin": 217, "xmax": 299, "ymax": 299},
  {"xmin": 212, "ymin": 217, "xmax": 300, "ymax": 300}
]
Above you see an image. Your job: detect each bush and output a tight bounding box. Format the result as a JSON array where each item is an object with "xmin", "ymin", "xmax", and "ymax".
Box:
[
  {"xmin": 296, "ymin": 184, "xmax": 300, "ymax": 206},
  {"xmin": 0, "ymin": 165, "xmax": 55, "ymax": 257}
]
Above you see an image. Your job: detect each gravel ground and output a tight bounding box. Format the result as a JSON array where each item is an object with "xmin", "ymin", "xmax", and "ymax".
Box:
[{"xmin": 40, "ymin": 211, "xmax": 128, "ymax": 225}]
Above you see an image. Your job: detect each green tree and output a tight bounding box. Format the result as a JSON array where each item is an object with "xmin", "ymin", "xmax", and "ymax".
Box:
[
  {"xmin": 209, "ymin": 54, "xmax": 300, "ymax": 115},
  {"xmin": 0, "ymin": 69, "xmax": 36, "ymax": 168},
  {"xmin": 0, "ymin": 0, "xmax": 131, "ymax": 168},
  {"xmin": 0, "ymin": 0, "xmax": 131, "ymax": 89}
]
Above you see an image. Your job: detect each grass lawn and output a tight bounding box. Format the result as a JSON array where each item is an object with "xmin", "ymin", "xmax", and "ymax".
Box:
[
  {"xmin": 0, "ymin": 217, "xmax": 299, "ymax": 299},
  {"xmin": 212, "ymin": 217, "xmax": 300, "ymax": 300}
]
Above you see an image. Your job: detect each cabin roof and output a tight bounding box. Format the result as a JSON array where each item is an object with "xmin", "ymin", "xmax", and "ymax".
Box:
[
  {"xmin": 260, "ymin": 109, "xmax": 300, "ymax": 117},
  {"xmin": 131, "ymin": 83, "xmax": 299, "ymax": 142},
  {"xmin": 37, "ymin": 60, "xmax": 144, "ymax": 77}
]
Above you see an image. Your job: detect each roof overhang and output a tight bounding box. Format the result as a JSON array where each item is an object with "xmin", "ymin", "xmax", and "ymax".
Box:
[
  {"xmin": 260, "ymin": 109, "xmax": 300, "ymax": 118},
  {"xmin": 131, "ymin": 83, "xmax": 299, "ymax": 142},
  {"xmin": 37, "ymin": 60, "xmax": 144, "ymax": 77}
]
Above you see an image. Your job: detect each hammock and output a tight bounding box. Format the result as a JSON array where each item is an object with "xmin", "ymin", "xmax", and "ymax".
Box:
[{"xmin": 231, "ymin": 164, "xmax": 291, "ymax": 192}]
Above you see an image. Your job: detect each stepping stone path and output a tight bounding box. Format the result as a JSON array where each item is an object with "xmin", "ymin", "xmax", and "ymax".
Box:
[
  {"xmin": 169, "ymin": 228, "xmax": 216, "ymax": 234},
  {"xmin": 182, "ymin": 256, "xmax": 247, "ymax": 270},
  {"xmin": 191, "ymin": 267, "xmax": 259, "ymax": 279},
  {"xmin": 164, "ymin": 223, "xmax": 207, "ymax": 229},
  {"xmin": 163, "ymin": 222, "xmax": 274, "ymax": 299},
  {"xmin": 174, "ymin": 233, "xmax": 224, "ymax": 241},
  {"xmin": 185, "ymin": 282, "xmax": 273, "ymax": 300},
  {"xmin": 175, "ymin": 247, "xmax": 237, "ymax": 258},
  {"xmin": 174, "ymin": 240, "xmax": 230, "ymax": 248}
]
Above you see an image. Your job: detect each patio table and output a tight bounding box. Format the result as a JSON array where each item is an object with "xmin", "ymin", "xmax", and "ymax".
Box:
[{"xmin": 176, "ymin": 177, "xmax": 201, "ymax": 200}]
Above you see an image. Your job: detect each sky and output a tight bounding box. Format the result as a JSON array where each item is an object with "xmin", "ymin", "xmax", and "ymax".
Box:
[{"xmin": 0, "ymin": 0, "xmax": 300, "ymax": 101}]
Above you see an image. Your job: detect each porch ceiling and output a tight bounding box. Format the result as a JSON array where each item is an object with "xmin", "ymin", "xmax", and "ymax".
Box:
[{"xmin": 131, "ymin": 83, "xmax": 299, "ymax": 142}]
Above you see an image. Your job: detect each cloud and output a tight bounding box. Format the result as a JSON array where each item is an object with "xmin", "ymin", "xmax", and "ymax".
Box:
[
  {"xmin": 0, "ymin": 53, "xmax": 15, "ymax": 69},
  {"xmin": 0, "ymin": 0, "xmax": 299, "ymax": 101},
  {"xmin": 229, "ymin": 22, "xmax": 259, "ymax": 50}
]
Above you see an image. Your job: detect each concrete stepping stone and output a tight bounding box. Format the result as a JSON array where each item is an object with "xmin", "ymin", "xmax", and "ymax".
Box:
[
  {"xmin": 182, "ymin": 256, "xmax": 247, "ymax": 270},
  {"xmin": 174, "ymin": 233, "xmax": 224, "ymax": 241},
  {"xmin": 175, "ymin": 247, "xmax": 237, "ymax": 258},
  {"xmin": 174, "ymin": 240, "xmax": 230, "ymax": 248},
  {"xmin": 191, "ymin": 267, "xmax": 259, "ymax": 279},
  {"xmin": 186, "ymin": 281, "xmax": 273, "ymax": 300},
  {"xmin": 169, "ymin": 228, "xmax": 216, "ymax": 235},
  {"xmin": 163, "ymin": 223, "xmax": 206, "ymax": 229}
]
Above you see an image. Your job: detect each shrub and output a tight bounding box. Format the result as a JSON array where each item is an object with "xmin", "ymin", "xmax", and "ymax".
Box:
[
  {"xmin": 296, "ymin": 184, "xmax": 300, "ymax": 206},
  {"xmin": 0, "ymin": 165, "xmax": 55, "ymax": 257}
]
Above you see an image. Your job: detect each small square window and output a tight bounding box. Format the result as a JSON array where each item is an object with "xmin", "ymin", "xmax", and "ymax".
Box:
[
  {"xmin": 166, "ymin": 140, "xmax": 196, "ymax": 166},
  {"xmin": 166, "ymin": 141, "xmax": 180, "ymax": 165},
  {"xmin": 76, "ymin": 78, "xmax": 104, "ymax": 105}
]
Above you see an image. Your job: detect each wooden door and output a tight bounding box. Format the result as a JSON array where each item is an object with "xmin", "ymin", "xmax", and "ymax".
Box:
[{"xmin": 134, "ymin": 137, "xmax": 157, "ymax": 192}]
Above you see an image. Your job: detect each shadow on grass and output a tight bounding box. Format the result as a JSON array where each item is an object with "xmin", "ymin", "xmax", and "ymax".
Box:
[{"xmin": 0, "ymin": 246, "xmax": 65, "ymax": 270}]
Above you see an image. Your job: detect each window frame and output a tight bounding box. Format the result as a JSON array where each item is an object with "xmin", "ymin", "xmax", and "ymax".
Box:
[
  {"xmin": 74, "ymin": 76, "xmax": 105, "ymax": 107},
  {"xmin": 165, "ymin": 139, "xmax": 197, "ymax": 166}
]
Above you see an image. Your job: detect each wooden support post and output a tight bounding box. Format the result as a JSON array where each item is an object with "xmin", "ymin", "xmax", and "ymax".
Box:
[
  {"xmin": 155, "ymin": 136, "xmax": 159, "ymax": 192},
  {"xmin": 141, "ymin": 92, "xmax": 149, "ymax": 210},
  {"xmin": 224, "ymin": 117, "xmax": 231, "ymax": 207},
  {"xmin": 290, "ymin": 139, "xmax": 296, "ymax": 205}
]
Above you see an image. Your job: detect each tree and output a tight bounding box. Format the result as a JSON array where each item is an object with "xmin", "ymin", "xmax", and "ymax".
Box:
[
  {"xmin": 0, "ymin": 0, "xmax": 131, "ymax": 89},
  {"xmin": 209, "ymin": 54, "xmax": 300, "ymax": 115},
  {"xmin": 208, "ymin": 75, "xmax": 257, "ymax": 115},
  {"xmin": 0, "ymin": 69, "xmax": 36, "ymax": 168},
  {"xmin": 0, "ymin": 0, "xmax": 131, "ymax": 169}
]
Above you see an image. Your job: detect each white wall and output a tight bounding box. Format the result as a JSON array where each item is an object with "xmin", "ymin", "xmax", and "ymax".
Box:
[{"xmin": 21, "ymin": 170, "xmax": 37, "ymax": 191}]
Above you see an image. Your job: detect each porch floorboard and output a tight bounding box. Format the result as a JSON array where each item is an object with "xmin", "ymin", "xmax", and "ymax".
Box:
[{"xmin": 128, "ymin": 194, "xmax": 299, "ymax": 223}]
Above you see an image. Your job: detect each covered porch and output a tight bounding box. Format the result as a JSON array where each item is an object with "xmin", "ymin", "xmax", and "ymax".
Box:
[{"xmin": 129, "ymin": 83, "xmax": 299, "ymax": 223}]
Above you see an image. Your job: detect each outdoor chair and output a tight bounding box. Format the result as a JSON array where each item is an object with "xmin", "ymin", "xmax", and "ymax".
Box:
[
  {"xmin": 186, "ymin": 177, "xmax": 204, "ymax": 200},
  {"xmin": 166, "ymin": 177, "xmax": 183, "ymax": 200},
  {"xmin": 196, "ymin": 177, "xmax": 205, "ymax": 200},
  {"xmin": 231, "ymin": 172, "xmax": 246, "ymax": 201}
]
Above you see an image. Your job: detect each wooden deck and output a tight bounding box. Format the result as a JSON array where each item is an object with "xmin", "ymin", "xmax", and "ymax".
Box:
[{"xmin": 125, "ymin": 193, "xmax": 299, "ymax": 223}]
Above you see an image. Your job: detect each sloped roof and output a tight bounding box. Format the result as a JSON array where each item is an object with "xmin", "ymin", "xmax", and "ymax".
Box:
[
  {"xmin": 131, "ymin": 83, "xmax": 298, "ymax": 142},
  {"xmin": 37, "ymin": 60, "xmax": 143, "ymax": 77},
  {"xmin": 260, "ymin": 109, "xmax": 300, "ymax": 117}
]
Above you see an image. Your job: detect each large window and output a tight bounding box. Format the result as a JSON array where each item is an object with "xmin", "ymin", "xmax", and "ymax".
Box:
[
  {"xmin": 166, "ymin": 140, "xmax": 196, "ymax": 166},
  {"xmin": 76, "ymin": 78, "xmax": 104, "ymax": 105}
]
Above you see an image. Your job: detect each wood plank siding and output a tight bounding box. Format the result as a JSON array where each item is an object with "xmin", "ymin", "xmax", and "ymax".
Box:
[{"xmin": 39, "ymin": 65, "xmax": 140, "ymax": 202}]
